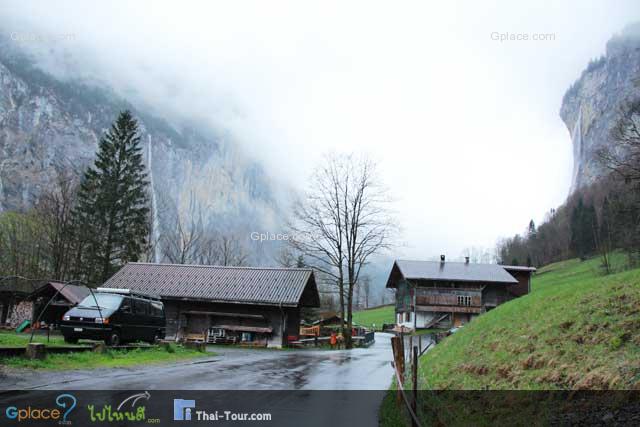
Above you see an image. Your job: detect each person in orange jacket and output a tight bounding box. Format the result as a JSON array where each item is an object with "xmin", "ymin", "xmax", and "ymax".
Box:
[{"xmin": 330, "ymin": 331, "xmax": 337, "ymax": 349}]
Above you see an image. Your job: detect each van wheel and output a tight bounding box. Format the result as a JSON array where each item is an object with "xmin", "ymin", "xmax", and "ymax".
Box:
[
  {"xmin": 64, "ymin": 337, "xmax": 78, "ymax": 344},
  {"xmin": 106, "ymin": 331, "xmax": 121, "ymax": 347}
]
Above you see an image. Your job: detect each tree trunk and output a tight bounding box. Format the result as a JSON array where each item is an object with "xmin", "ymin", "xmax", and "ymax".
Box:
[
  {"xmin": 345, "ymin": 266, "xmax": 355, "ymax": 349},
  {"xmin": 338, "ymin": 277, "xmax": 346, "ymax": 345}
]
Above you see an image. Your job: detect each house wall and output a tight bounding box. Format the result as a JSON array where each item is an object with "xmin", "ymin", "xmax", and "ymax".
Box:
[
  {"xmin": 396, "ymin": 310, "xmax": 414, "ymax": 329},
  {"xmin": 399, "ymin": 310, "xmax": 458, "ymax": 329},
  {"xmin": 506, "ymin": 270, "xmax": 531, "ymax": 297},
  {"xmin": 395, "ymin": 279, "xmax": 412, "ymax": 313},
  {"xmin": 163, "ymin": 299, "xmax": 300, "ymax": 348},
  {"xmin": 482, "ymin": 284, "xmax": 515, "ymax": 307},
  {"xmin": 416, "ymin": 311, "xmax": 435, "ymax": 328}
]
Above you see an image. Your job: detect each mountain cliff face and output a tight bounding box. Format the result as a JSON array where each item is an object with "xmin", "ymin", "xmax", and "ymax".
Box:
[
  {"xmin": 0, "ymin": 44, "xmax": 283, "ymax": 262},
  {"xmin": 560, "ymin": 24, "xmax": 640, "ymax": 192}
]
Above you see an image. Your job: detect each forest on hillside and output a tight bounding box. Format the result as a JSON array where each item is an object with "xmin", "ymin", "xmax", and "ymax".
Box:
[{"xmin": 498, "ymin": 98, "xmax": 640, "ymax": 272}]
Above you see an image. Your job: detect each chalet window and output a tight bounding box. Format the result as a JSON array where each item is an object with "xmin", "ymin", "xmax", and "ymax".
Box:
[
  {"xmin": 457, "ymin": 295, "xmax": 472, "ymax": 306},
  {"xmin": 405, "ymin": 312, "xmax": 410, "ymax": 322}
]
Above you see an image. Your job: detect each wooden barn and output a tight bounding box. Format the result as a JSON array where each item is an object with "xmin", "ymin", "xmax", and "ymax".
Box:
[
  {"xmin": 386, "ymin": 256, "xmax": 535, "ymax": 330},
  {"xmin": 1, "ymin": 281, "xmax": 90, "ymax": 329},
  {"xmin": 28, "ymin": 282, "xmax": 91, "ymax": 328},
  {"xmin": 102, "ymin": 263, "xmax": 320, "ymax": 348}
]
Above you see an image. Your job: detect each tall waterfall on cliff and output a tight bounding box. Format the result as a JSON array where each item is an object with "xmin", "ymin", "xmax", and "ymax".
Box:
[
  {"xmin": 570, "ymin": 109, "xmax": 583, "ymax": 193},
  {"xmin": 147, "ymin": 136, "xmax": 161, "ymax": 263}
]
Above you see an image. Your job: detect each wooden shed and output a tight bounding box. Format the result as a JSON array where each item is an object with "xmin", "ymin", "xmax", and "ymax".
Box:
[
  {"xmin": 28, "ymin": 282, "xmax": 91, "ymax": 328},
  {"xmin": 101, "ymin": 263, "xmax": 320, "ymax": 348}
]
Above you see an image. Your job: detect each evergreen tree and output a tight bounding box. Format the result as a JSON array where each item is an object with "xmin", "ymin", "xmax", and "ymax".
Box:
[
  {"xmin": 296, "ymin": 255, "xmax": 306, "ymax": 268},
  {"xmin": 583, "ymin": 203, "xmax": 598, "ymax": 257},
  {"xmin": 527, "ymin": 219, "xmax": 536, "ymax": 238},
  {"xmin": 73, "ymin": 111, "xmax": 150, "ymax": 284},
  {"xmin": 570, "ymin": 198, "xmax": 597, "ymax": 260},
  {"xmin": 569, "ymin": 198, "xmax": 584, "ymax": 257},
  {"xmin": 598, "ymin": 196, "xmax": 614, "ymax": 273}
]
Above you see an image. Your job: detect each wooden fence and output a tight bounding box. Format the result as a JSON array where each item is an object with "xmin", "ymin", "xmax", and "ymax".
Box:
[{"xmin": 390, "ymin": 333, "xmax": 435, "ymax": 427}]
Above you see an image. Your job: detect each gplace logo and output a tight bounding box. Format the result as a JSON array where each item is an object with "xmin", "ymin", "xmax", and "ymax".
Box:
[
  {"xmin": 5, "ymin": 393, "xmax": 77, "ymax": 423},
  {"xmin": 173, "ymin": 399, "xmax": 196, "ymax": 421}
]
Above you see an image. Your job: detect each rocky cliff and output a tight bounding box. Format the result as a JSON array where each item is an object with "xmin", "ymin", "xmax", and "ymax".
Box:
[
  {"xmin": 0, "ymin": 42, "xmax": 283, "ymax": 263},
  {"xmin": 560, "ymin": 23, "xmax": 640, "ymax": 192}
]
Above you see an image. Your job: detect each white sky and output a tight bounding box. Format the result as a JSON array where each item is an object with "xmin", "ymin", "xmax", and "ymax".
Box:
[{"xmin": 2, "ymin": 1, "xmax": 639, "ymax": 259}]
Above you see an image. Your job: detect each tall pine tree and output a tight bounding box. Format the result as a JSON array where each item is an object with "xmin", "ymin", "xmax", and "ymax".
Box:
[
  {"xmin": 570, "ymin": 197, "xmax": 597, "ymax": 260},
  {"xmin": 74, "ymin": 111, "xmax": 150, "ymax": 284}
]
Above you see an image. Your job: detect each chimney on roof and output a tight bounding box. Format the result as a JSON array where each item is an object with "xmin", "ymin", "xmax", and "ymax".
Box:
[
  {"xmin": 465, "ymin": 256, "xmax": 469, "ymax": 264},
  {"xmin": 440, "ymin": 254, "xmax": 445, "ymax": 263}
]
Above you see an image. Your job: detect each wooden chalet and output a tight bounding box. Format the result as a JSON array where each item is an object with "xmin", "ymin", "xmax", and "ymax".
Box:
[
  {"xmin": 386, "ymin": 256, "xmax": 535, "ymax": 330},
  {"xmin": 102, "ymin": 263, "xmax": 320, "ymax": 347}
]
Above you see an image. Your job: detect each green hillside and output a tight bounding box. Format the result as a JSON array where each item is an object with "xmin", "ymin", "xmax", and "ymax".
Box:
[
  {"xmin": 418, "ymin": 253, "xmax": 639, "ymax": 390},
  {"xmin": 380, "ymin": 254, "xmax": 640, "ymax": 425},
  {"xmin": 352, "ymin": 304, "xmax": 395, "ymax": 330}
]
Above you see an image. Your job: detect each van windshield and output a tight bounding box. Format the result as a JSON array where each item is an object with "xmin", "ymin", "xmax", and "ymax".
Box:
[{"xmin": 77, "ymin": 293, "xmax": 123, "ymax": 310}]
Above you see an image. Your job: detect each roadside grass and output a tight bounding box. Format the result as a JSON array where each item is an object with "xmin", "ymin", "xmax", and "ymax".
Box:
[
  {"xmin": 0, "ymin": 331, "xmax": 83, "ymax": 348},
  {"xmin": 380, "ymin": 254, "xmax": 640, "ymax": 425},
  {"xmin": 352, "ymin": 304, "xmax": 394, "ymax": 330},
  {"xmin": 0, "ymin": 344, "xmax": 209, "ymax": 370}
]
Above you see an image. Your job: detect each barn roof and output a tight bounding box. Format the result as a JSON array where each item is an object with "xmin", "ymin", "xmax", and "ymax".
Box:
[
  {"xmin": 27, "ymin": 282, "xmax": 91, "ymax": 304},
  {"xmin": 386, "ymin": 259, "xmax": 519, "ymax": 288},
  {"xmin": 500, "ymin": 265, "xmax": 537, "ymax": 272},
  {"xmin": 101, "ymin": 263, "xmax": 320, "ymax": 308}
]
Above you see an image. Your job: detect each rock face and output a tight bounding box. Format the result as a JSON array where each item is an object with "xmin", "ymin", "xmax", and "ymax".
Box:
[
  {"xmin": 560, "ymin": 23, "xmax": 640, "ymax": 192},
  {"xmin": 0, "ymin": 44, "xmax": 283, "ymax": 263}
]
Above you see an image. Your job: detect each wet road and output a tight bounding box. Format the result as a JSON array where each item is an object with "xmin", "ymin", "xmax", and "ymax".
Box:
[
  {"xmin": 0, "ymin": 332, "xmax": 395, "ymax": 390},
  {"xmin": 1, "ymin": 333, "xmax": 396, "ymax": 426}
]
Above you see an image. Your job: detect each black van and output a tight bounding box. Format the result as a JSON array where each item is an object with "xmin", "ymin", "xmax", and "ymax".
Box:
[{"xmin": 60, "ymin": 288, "xmax": 166, "ymax": 346}]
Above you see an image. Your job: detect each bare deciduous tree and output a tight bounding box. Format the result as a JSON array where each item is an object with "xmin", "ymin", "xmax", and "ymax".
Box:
[
  {"xmin": 32, "ymin": 172, "xmax": 78, "ymax": 281},
  {"xmin": 205, "ymin": 234, "xmax": 248, "ymax": 266},
  {"xmin": 361, "ymin": 274, "xmax": 371, "ymax": 309},
  {"xmin": 162, "ymin": 218, "xmax": 203, "ymax": 264},
  {"xmin": 290, "ymin": 153, "xmax": 396, "ymax": 348},
  {"xmin": 598, "ymin": 99, "xmax": 640, "ymax": 182}
]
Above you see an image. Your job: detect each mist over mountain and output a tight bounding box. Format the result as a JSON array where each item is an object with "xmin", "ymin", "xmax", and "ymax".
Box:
[
  {"xmin": 0, "ymin": 38, "xmax": 286, "ymax": 264},
  {"xmin": 561, "ymin": 22, "xmax": 640, "ymax": 192}
]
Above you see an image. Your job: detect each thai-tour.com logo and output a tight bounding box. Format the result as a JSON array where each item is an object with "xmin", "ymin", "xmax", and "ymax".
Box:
[
  {"xmin": 173, "ymin": 399, "xmax": 196, "ymax": 421},
  {"xmin": 173, "ymin": 399, "xmax": 272, "ymax": 422},
  {"xmin": 5, "ymin": 393, "xmax": 76, "ymax": 424}
]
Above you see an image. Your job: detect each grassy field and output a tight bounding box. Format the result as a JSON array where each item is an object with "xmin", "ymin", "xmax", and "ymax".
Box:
[
  {"xmin": 0, "ymin": 331, "xmax": 209, "ymax": 369},
  {"xmin": 352, "ymin": 304, "xmax": 395, "ymax": 330},
  {"xmin": 0, "ymin": 331, "xmax": 78, "ymax": 347},
  {"xmin": 381, "ymin": 253, "xmax": 640, "ymax": 424},
  {"xmin": 0, "ymin": 343, "xmax": 208, "ymax": 370}
]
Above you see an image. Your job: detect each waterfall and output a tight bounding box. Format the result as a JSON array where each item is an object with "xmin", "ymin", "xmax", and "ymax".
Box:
[
  {"xmin": 570, "ymin": 109, "xmax": 582, "ymax": 193},
  {"xmin": 148, "ymin": 136, "xmax": 161, "ymax": 263}
]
